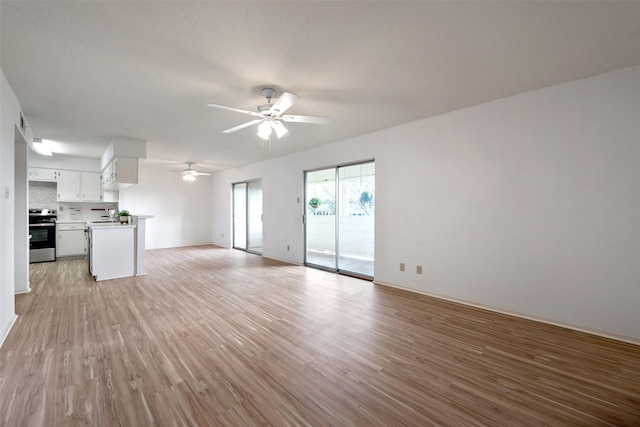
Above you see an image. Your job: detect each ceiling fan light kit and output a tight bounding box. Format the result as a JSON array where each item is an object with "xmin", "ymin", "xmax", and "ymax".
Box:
[
  {"xmin": 257, "ymin": 120, "xmax": 272, "ymax": 140},
  {"xmin": 270, "ymin": 120, "xmax": 289, "ymax": 139},
  {"xmin": 256, "ymin": 117, "xmax": 290, "ymax": 140},
  {"xmin": 207, "ymin": 88, "xmax": 331, "ymax": 141}
]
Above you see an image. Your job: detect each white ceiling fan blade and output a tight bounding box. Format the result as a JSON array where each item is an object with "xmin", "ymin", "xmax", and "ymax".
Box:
[
  {"xmin": 207, "ymin": 103, "xmax": 263, "ymax": 118},
  {"xmin": 222, "ymin": 119, "xmax": 264, "ymax": 134},
  {"xmin": 281, "ymin": 114, "xmax": 331, "ymax": 125},
  {"xmin": 269, "ymin": 92, "xmax": 300, "ymax": 116},
  {"xmin": 194, "ymin": 172, "xmax": 212, "ymax": 176},
  {"xmin": 270, "ymin": 120, "xmax": 289, "ymax": 139}
]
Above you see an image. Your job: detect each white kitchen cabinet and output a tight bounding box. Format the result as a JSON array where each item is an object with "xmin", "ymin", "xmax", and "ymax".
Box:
[
  {"xmin": 56, "ymin": 223, "xmax": 87, "ymax": 258},
  {"xmin": 80, "ymin": 171, "xmax": 102, "ymax": 201},
  {"xmin": 28, "ymin": 167, "xmax": 57, "ymax": 182},
  {"xmin": 56, "ymin": 170, "xmax": 103, "ymax": 202},
  {"xmin": 102, "ymin": 162, "xmax": 112, "ymax": 187},
  {"xmin": 56, "ymin": 170, "xmax": 81, "ymax": 201},
  {"xmin": 103, "ymin": 157, "xmax": 138, "ymax": 190}
]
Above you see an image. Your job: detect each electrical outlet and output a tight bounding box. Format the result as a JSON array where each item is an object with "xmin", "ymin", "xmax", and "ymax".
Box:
[
  {"xmin": 416, "ymin": 265, "xmax": 423, "ymax": 274},
  {"xmin": 222, "ymin": 233, "xmax": 224, "ymax": 238},
  {"xmin": 287, "ymin": 245, "xmax": 290, "ymax": 251},
  {"xmin": 400, "ymin": 263, "xmax": 405, "ymax": 272}
]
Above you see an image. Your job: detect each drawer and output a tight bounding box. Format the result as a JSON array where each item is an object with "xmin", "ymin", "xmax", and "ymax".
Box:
[{"xmin": 56, "ymin": 223, "xmax": 87, "ymax": 231}]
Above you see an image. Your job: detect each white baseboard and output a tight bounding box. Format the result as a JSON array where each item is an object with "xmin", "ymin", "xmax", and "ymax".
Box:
[
  {"xmin": 0, "ymin": 314, "xmax": 18, "ymax": 349},
  {"xmin": 14, "ymin": 287, "xmax": 31, "ymax": 295},
  {"xmin": 373, "ymin": 280, "xmax": 640, "ymax": 347},
  {"xmin": 146, "ymin": 242, "xmax": 216, "ymax": 250},
  {"xmin": 261, "ymin": 255, "xmax": 303, "ymax": 266}
]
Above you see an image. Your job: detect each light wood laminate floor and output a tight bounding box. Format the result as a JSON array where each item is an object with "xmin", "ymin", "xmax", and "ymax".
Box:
[{"xmin": 1, "ymin": 245, "xmax": 639, "ymax": 426}]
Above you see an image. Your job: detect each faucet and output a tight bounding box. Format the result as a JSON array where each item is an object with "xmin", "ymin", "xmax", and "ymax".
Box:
[{"xmin": 105, "ymin": 204, "xmax": 118, "ymax": 221}]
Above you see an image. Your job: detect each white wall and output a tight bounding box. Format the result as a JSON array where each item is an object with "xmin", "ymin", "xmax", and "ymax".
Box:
[
  {"xmin": 1, "ymin": 69, "xmax": 28, "ymax": 345},
  {"xmin": 28, "ymin": 154, "xmax": 101, "ymax": 172},
  {"xmin": 212, "ymin": 145, "xmax": 374, "ymax": 262},
  {"xmin": 119, "ymin": 164, "xmax": 213, "ymax": 249},
  {"xmin": 211, "ymin": 65, "xmax": 640, "ymax": 342}
]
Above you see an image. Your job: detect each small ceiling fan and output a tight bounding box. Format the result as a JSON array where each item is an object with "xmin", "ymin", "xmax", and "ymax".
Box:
[
  {"xmin": 207, "ymin": 88, "xmax": 330, "ymax": 140},
  {"xmin": 171, "ymin": 162, "xmax": 211, "ymax": 182}
]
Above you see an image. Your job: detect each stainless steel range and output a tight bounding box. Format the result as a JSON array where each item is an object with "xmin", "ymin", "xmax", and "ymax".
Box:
[{"xmin": 29, "ymin": 208, "xmax": 57, "ymax": 263}]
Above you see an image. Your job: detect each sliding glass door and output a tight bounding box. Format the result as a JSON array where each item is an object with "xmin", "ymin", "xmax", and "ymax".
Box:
[
  {"xmin": 233, "ymin": 183, "xmax": 247, "ymax": 250},
  {"xmin": 233, "ymin": 180, "xmax": 263, "ymax": 254},
  {"xmin": 305, "ymin": 168, "xmax": 337, "ymax": 269},
  {"xmin": 247, "ymin": 180, "xmax": 263, "ymax": 253},
  {"xmin": 337, "ymin": 163, "xmax": 375, "ymax": 276},
  {"xmin": 305, "ymin": 161, "xmax": 375, "ymax": 277}
]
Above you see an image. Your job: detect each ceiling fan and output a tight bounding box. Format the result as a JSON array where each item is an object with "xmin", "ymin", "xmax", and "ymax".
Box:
[
  {"xmin": 171, "ymin": 162, "xmax": 211, "ymax": 182},
  {"xmin": 207, "ymin": 88, "xmax": 330, "ymax": 140}
]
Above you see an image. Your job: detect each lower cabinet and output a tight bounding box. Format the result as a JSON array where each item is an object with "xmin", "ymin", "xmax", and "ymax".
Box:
[{"xmin": 56, "ymin": 223, "xmax": 87, "ymax": 258}]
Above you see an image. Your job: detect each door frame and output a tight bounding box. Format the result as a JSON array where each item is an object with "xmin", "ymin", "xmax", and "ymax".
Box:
[
  {"xmin": 232, "ymin": 178, "xmax": 263, "ymax": 255},
  {"xmin": 303, "ymin": 159, "xmax": 375, "ymax": 278}
]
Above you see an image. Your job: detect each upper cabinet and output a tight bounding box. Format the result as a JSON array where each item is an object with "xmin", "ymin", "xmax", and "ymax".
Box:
[
  {"xmin": 55, "ymin": 170, "xmax": 103, "ymax": 202},
  {"xmin": 28, "ymin": 167, "xmax": 58, "ymax": 182},
  {"xmin": 103, "ymin": 157, "xmax": 138, "ymax": 191},
  {"xmin": 56, "ymin": 170, "xmax": 81, "ymax": 201},
  {"xmin": 81, "ymin": 172, "xmax": 103, "ymax": 201},
  {"xmin": 28, "ymin": 160, "xmax": 134, "ymax": 201}
]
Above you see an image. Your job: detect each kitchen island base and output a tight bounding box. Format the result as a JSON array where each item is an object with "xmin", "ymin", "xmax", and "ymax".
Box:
[{"xmin": 89, "ymin": 224, "xmax": 136, "ymax": 281}]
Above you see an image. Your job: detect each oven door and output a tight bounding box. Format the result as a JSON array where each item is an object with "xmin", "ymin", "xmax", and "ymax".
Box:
[
  {"xmin": 29, "ymin": 224, "xmax": 56, "ymax": 263},
  {"xmin": 29, "ymin": 224, "xmax": 56, "ymax": 249}
]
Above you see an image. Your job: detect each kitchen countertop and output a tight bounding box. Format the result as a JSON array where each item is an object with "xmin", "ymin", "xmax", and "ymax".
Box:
[{"xmin": 87, "ymin": 222, "xmax": 136, "ymax": 229}]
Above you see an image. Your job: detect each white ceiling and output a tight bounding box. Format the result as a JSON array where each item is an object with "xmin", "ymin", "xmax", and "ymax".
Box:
[{"xmin": 2, "ymin": 1, "xmax": 640, "ymax": 173}]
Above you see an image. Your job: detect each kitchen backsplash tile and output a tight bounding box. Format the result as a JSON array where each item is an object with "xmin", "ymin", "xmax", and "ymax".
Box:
[
  {"xmin": 29, "ymin": 182, "xmax": 57, "ymax": 210},
  {"xmin": 58, "ymin": 203, "xmax": 118, "ymax": 222}
]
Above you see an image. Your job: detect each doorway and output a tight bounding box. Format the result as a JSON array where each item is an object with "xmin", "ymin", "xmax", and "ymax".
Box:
[
  {"xmin": 305, "ymin": 161, "xmax": 375, "ymax": 278},
  {"xmin": 232, "ymin": 180, "xmax": 263, "ymax": 254},
  {"xmin": 14, "ymin": 127, "xmax": 30, "ymax": 293}
]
